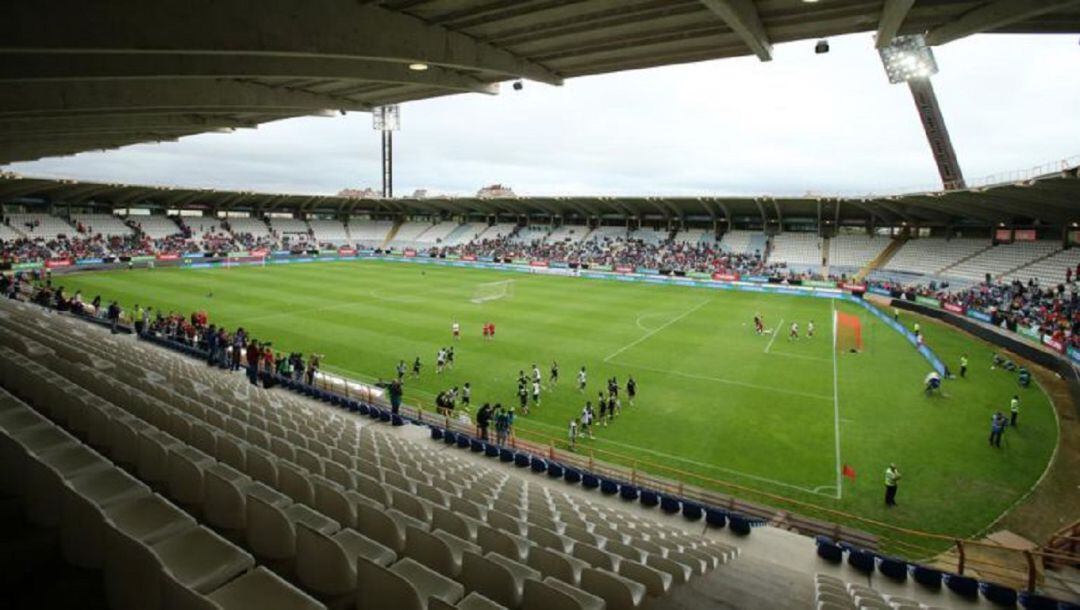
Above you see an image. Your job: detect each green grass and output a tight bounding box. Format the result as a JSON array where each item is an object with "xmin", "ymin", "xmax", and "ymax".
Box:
[{"xmin": 56, "ymin": 260, "xmax": 1058, "ymax": 549}]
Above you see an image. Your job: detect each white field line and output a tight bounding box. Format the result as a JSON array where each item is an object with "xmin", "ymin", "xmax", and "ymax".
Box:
[
  {"xmin": 603, "ymin": 299, "xmax": 711, "ymax": 363},
  {"xmin": 832, "ymin": 300, "xmax": 843, "ymax": 500},
  {"xmin": 517, "ymin": 417, "xmax": 838, "ymax": 498},
  {"xmin": 608, "ymin": 360, "xmax": 833, "ymax": 402},
  {"xmin": 764, "ymin": 317, "xmax": 784, "ymax": 354}
]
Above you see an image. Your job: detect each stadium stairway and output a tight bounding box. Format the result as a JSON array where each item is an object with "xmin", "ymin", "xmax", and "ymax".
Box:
[
  {"xmin": 382, "ymin": 219, "xmax": 403, "ymax": 249},
  {"xmin": 0, "ymin": 298, "xmax": 1069, "ymax": 610},
  {"xmin": 937, "ymin": 243, "xmax": 994, "ymax": 277},
  {"xmin": 854, "ymin": 236, "xmax": 907, "ymax": 282}
]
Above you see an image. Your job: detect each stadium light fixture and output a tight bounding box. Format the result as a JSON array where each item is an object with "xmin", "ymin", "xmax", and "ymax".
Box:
[
  {"xmin": 408, "ymin": 63, "xmax": 429, "ymax": 71},
  {"xmin": 878, "ymin": 35, "xmax": 938, "ymax": 84}
]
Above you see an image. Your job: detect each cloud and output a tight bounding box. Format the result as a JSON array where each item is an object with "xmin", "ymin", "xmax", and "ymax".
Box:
[{"xmin": 6, "ymin": 33, "xmax": 1079, "ymax": 198}]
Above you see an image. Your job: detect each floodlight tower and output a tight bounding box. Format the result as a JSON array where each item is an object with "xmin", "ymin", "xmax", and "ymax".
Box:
[
  {"xmin": 879, "ymin": 35, "xmax": 966, "ymax": 190},
  {"xmin": 372, "ymin": 105, "xmax": 400, "ymax": 198}
]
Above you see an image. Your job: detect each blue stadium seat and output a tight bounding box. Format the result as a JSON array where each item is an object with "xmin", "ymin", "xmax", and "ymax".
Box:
[
  {"xmin": 728, "ymin": 515, "xmax": 752, "ymax": 536},
  {"xmin": 979, "ymin": 581, "xmax": 1018, "ymax": 606},
  {"xmin": 847, "ymin": 549, "xmax": 875, "ymax": 575},
  {"xmin": 910, "ymin": 565, "xmax": 942, "ymax": 589},
  {"xmin": 391, "ymin": 414, "xmax": 404, "ymax": 426},
  {"xmin": 640, "ymin": 490, "xmax": 659, "ymax": 507},
  {"xmin": 877, "ymin": 556, "xmax": 908, "ymax": 581},
  {"xmin": 1018, "ymin": 592, "xmax": 1059, "ymax": 610},
  {"xmin": 944, "ymin": 574, "xmax": 979, "ymax": 599},
  {"xmin": 430, "ymin": 427, "xmax": 443, "ymax": 441},
  {"xmin": 547, "ymin": 463, "xmax": 564, "ymax": 478},
  {"xmin": 379, "ymin": 411, "xmax": 391, "ymax": 423},
  {"xmin": 514, "ymin": 453, "xmax": 530, "ymax": 467},
  {"xmin": 619, "ymin": 485, "xmax": 639, "ymax": 501},
  {"xmin": 599, "ymin": 479, "xmax": 618, "ymax": 495},
  {"xmin": 470, "ymin": 439, "xmax": 484, "ymax": 452},
  {"xmin": 564, "ymin": 468, "xmax": 582, "ymax": 484},
  {"xmin": 530, "ymin": 457, "xmax": 546, "ymax": 472},
  {"xmin": 582, "ymin": 474, "xmax": 600, "ymax": 490},
  {"xmin": 500, "ymin": 448, "xmax": 515, "ymax": 463},
  {"xmin": 815, "ymin": 537, "xmax": 843, "ymax": 564},
  {"xmin": 660, "ymin": 496, "xmax": 680, "ymax": 514},
  {"xmin": 347, "ymin": 400, "xmax": 360, "ymax": 412},
  {"xmin": 681, "ymin": 502, "xmax": 703, "ymax": 521},
  {"xmin": 705, "ymin": 509, "xmax": 727, "ymax": 528},
  {"xmin": 456, "ymin": 434, "xmax": 470, "ymax": 449},
  {"xmin": 444, "ymin": 431, "xmax": 457, "ymax": 445},
  {"xmin": 484, "ymin": 443, "xmax": 499, "ymax": 458},
  {"xmin": 358, "ymin": 403, "xmax": 369, "ymax": 416}
]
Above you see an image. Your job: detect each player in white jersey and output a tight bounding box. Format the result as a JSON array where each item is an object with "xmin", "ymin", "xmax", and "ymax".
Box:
[
  {"xmin": 578, "ymin": 367, "xmax": 587, "ymax": 392},
  {"xmin": 451, "ymin": 321, "xmax": 460, "ymax": 339},
  {"xmin": 532, "ymin": 380, "xmax": 541, "ymax": 406},
  {"xmin": 789, "ymin": 321, "xmax": 799, "ymax": 340},
  {"xmin": 808, "ymin": 320, "xmax": 815, "ymax": 338}
]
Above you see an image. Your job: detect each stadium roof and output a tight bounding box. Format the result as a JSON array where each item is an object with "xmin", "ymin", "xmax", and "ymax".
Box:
[
  {"xmin": 3, "ymin": 0, "xmax": 1080, "ymax": 164},
  {"xmin": 2, "ymin": 163, "xmax": 1078, "ymax": 226}
]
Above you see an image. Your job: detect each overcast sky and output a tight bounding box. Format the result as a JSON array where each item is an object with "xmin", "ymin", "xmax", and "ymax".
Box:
[{"xmin": 5, "ymin": 32, "xmax": 1079, "ymax": 198}]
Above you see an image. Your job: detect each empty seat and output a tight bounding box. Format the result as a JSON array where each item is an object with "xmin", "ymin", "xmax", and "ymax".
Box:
[
  {"xmin": 527, "ymin": 545, "xmax": 590, "ymax": 586},
  {"xmin": 205, "ymin": 566, "xmax": 328, "ymax": 610},
  {"xmin": 478, "ymin": 523, "xmax": 532, "ymax": 562},
  {"xmin": 245, "ymin": 493, "xmax": 339, "ymax": 562},
  {"xmin": 405, "ymin": 524, "xmax": 476, "ymax": 577},
  {"xmin": 295, "ymin": 522, "xmax": 396, "ymax": 599},
  {"xmin": 581, "ymin": 567, "xmax": 646, "ymax": 610},
  {"xmin": 526, "ymin": 525, "xmax": 574, "ymax": 555},
  {"xmin": 523, "ymin": 578, "xmax": 604, "ymax": 610},
  {"xmin": 155, "ymin": 526, "xmax": 256, "ymax": 610},
  {"xmin": 617, "ymin": 560, "xmax": 671, "ymax": 597},
  {"xmin": 167, "ymin": 445, "xmax": 216, "ymax": 507},
  {"xmin": 460, "ymin": 550, "xmax": 540, "ymax": 609},
  {"xmin": 356, "ymin": 557, "xmax": 464, "ymax": 610},
  {"xmin": 572, "ymin": 542, "xmax": 621, "ymax": 572},
  {"xmin": 204, "ymin": 463, "xmax": 258, "ymax": 532},
  {"xmin": 356, "ymin": 500, "xmax": 407, "ymax": 553},
  {"xmin": 59, "ymin": 466, "xmax": 151, "ymax": 568},
  {"xmin": 25, "ymin": 441, "xmax": 111, "ymax": 526}
]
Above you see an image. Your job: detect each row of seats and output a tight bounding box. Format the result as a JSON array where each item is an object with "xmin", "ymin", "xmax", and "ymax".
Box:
[
  {"xmin": 0, "ymin": 356, "xmax": 327, "ymax": 610},
  {"xmin": 0, "ymin": 298, "xmax": 740, "ymax": 610},
  {"xmin": 70, "ymin": 213, "xmax": 135, "ymax": 238}
]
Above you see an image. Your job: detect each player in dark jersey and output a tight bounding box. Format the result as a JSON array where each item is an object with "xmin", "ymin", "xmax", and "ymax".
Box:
[
  {"xmin": 754, "ymin": 314, "xmax": 764, "ymax": 335},
  {"xmin": 626, "ymin": 376, "xmax": 636, "ymax": 406},
  {"xmin": 550, "ymin": 361, "xmax": 559, "ymax": 385}
]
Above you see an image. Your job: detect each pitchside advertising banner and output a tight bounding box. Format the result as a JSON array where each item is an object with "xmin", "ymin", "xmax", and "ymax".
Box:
[
  {"xmin": 1042, "ymin": 335, "xmax": 1066, "ymax": 353},
  {"xmin": 942, "ymin": 302, "xmax": 965, "ymax": 314},
  {"xmin": 966, "ymin": 309, "xmax": 993, "ymax": 323},
  {"xmin": 1068, "ymin": 347, "xmax": 1080, "ymax": 365},
  {"xmin": 915, "ymin": 296, "xmax": 941, "ymax": 308}
]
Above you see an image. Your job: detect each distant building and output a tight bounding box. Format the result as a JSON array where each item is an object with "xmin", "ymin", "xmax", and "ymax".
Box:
[
  {"xmin": 336, "ymin": 187, "xmax": 381, "ymax": 199},
  {"xmin": 411, "ymin": 189, "xmax": 429, "ymax": 199},
  {"xmin": 477, "ymin": 184, "xmax": 516, "ymax": 199}
]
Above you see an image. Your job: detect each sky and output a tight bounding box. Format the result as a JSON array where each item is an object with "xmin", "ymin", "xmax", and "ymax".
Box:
[{"xmin": 4, "ymin": 32, "xmax": 1079, "ymax": 198}]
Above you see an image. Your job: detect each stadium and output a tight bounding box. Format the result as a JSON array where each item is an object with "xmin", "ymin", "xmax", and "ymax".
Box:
[{"xmin": 1, "ymin": 2, "xmax": 1079, "ymax": 609}]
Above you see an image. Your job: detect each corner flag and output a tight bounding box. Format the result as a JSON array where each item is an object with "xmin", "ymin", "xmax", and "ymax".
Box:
[{"xmin": 842, "ymin": 464, "xmax": 857, "ymax": 481}]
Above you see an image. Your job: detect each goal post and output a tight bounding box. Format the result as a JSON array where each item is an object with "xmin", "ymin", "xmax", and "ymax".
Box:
[
  {"xmin": 835, "ymin": 310, "xmax": 863, "ymax": 353},
  {"xmin": 470, "ymin": 280, "xmax": 514, "ymax": 304}
]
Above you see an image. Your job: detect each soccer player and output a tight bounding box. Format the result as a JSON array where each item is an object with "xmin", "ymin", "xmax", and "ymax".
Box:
[
  {"xmin": 396, "ymin": 360, "xmax": 406, "ymax": 380},
  {"xmin": 626, "ymin": 376, "xmax": 636, "ymax": 406},
  {"xmin": 532, "ymin": 364, "xmax": 541, "ymax": 385},
  {"xmin": 578, "ymin": 367, "xmax": 587, "ymax": 392},
  {"xmin": 517, "ymin": 370, "xmax": 527, "ymax": 388},
  {"xmin": 489, "ymin": 322, "xmax": 496, "ymax": 339},
  {"xmin": 807, "ymin": 320, "xmax": 815, "ymax": 338},
  {"xmin": 436, "ymin": 349, "xmax": 445, "ymax": 374},
  {"xmin": 1010, "ymin": 395, "xmax": 1020, "ymax": 427},
  {"xmin": 753, "ymin": 314, "xmax": 764, "ymax": 335},
  {"xmin": 412, "ymin": 356, "xmax": 421, "ymax": 378},
  {"xmin": 447, "ymin": 346, "xmax": 455, "ymax": 369},
  {"xmin": 581, "ymin": 402, "xmax": 594, "ymax": 439},
  {"xmin": 532, "ymin": 380, "xmax": 541, "ymax": 406},
  {"xmin": 482, "ymin": 322, "xmax": 490, "ymax": 340},
  {"xmin": 462, "ymin": 382, "xmax": 471, "ymax": 410},
  {"xmin": 518, "ymin": 383, "xmax": 528, "ymax": 414},
  {"xmin": 452, "ymin": 321, "xmax": 460, "ymax": 340},
  {"xmin": 789, "ymin": 321, "xmax": 799, "ymax": 340},
  {"xmin": 924, "ymin": 371, "xmax": 941, "ymax": 395},
  {"xmin": 609, "ymin": 394, "xmax": 619, "ymax": 422},
  {"xmin": 598, "ymin": 392, "xmax": 608, "ymax": 426},
  {"xmin": 568, "ymin": 418, "xmax": 578, "ymax": 450},
  {"xmin": 550, "ymin": 361, "xmax": 559, "ymax": 385}
]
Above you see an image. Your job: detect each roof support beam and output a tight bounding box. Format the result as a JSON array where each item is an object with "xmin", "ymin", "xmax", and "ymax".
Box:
[
  {"xmin": 925, "ymin": 0, "xmax": 1080, "ymax": 46},
  {"xmin": 876, "ymin": 0, "xmax": 916, "ymax": 48},
  {"xmin": 0, "ymin": 0, "xmax": 562, "ymax": 85},
  {"xmin": 0, "ymin": 114, "xmax": 259, "ymax": 137},
  {"xmin": 0, "ymin": 80, "xmax": 369, "ymax": 120},
  {"xmin": 698, "ymin": 0, "xmax": 772, "ymax": 61},
  {"xmin": 0, "ymin": 53, "xmax": 500, "ymax": 95}
]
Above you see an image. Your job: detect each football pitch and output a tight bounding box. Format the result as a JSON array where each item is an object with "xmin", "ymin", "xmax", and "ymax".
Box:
[{"xmin": 57, "ymin": 260, "xmax": 1058, "ymax": 541}]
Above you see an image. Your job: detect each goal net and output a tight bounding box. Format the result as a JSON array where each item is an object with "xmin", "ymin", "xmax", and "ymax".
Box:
[
  {"xmin": 471, "ymin": 280, "xmax": 514, "ymax": 304},
  {"xmin": 835, "ymin": 310, "xmax": 863, "ymax": 353}
]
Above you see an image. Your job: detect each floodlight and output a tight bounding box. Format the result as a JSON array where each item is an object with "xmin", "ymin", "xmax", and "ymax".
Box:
[
  {"xmin": 878, "ymin": 34, "xmax": 938, "ymax": 84},
  {"xmin": 372, "ymin": 105, "xmax": 400, "ymax": 132},
  {"xmin": 815, "ymin": 40, "xmax": 829, "ymax": 54},
  {"xmin": 512, "ymin": 80, "xmax": 524, "ymax": 91},
  {"xmin": 408, "ymin": 63, "xmax": 429, "ymax": 71}
]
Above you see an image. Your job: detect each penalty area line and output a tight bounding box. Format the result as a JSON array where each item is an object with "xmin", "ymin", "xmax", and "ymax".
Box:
[{"xmin": 604, "ymin": 299, "xmax": 711, "ymax": 363}]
